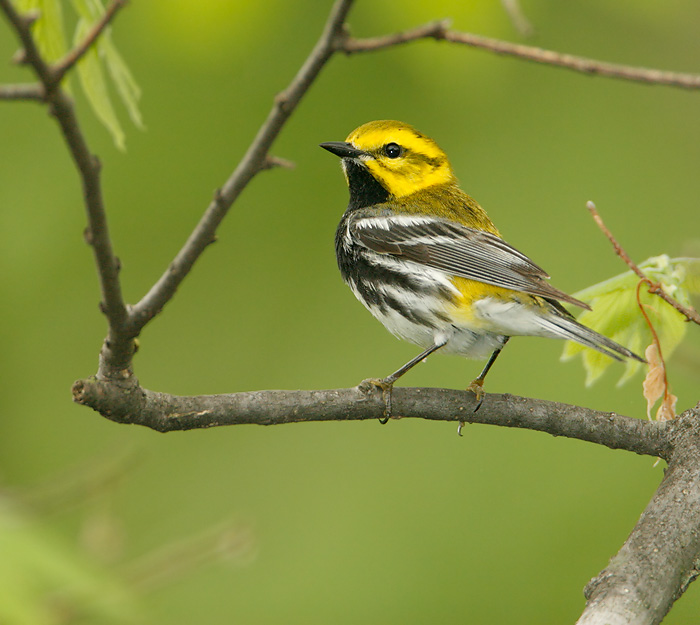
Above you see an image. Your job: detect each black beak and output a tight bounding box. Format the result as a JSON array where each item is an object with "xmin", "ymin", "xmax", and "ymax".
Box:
[{"xmin": 319, "ymin": 141, "xmax": 367, "ymax": 159}]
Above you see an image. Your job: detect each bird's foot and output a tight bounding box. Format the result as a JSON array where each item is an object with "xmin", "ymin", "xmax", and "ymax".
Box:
[
  {"xmin": 457, "ymin": 377, "xmax": 486, "ymax": 436},
  {"xmin": 467, "ymin": 377, "xmax": 486, "ymax": 408},
  {"xmin": 359, "ymin": 377, "xmax": 395, "ymax": 424}
]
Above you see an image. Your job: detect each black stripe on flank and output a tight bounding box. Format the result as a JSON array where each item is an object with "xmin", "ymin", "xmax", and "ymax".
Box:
[
  {"xmin": 434, "ymin": 310, "xmax": 452, "ymax": 324},
  {"xmin": 339, "ymin": 247, "xmax": 453, "ymax": 302},
  {"xmin": 335, "ymin": 211, "xmax": 455, "ymax": 331},
  {"xmin": 351, "ymin": 276, "xmax": 387, "ymax": 314},
  {"xmin": 381, "ymin": 291, "xmax": 439, "ymax": 329},
  {"xmin": 351, "ymin": 275, "xmax": 440, "ymax": 330}
]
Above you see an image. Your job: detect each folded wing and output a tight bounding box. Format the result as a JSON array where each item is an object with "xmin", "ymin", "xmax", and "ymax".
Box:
[{"xmin": 351, "ymin": 214, "xmax": 590, "ymax": 309}]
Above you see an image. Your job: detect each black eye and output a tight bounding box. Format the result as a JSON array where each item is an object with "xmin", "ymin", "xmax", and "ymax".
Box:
[{"xmin": 384, "ymin": 142, "xmax": 402, "ymax": 158}]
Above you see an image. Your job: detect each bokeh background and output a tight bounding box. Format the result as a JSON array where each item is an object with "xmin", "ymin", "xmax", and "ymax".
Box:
[{"xmin": 1, "ymin": 1, "xmax": 699, "ymax": 623}]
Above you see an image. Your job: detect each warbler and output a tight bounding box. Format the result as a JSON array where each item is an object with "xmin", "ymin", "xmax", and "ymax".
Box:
[{"xmin": 320, "ymin": 120, "xmax": 644, "ymax": 420}]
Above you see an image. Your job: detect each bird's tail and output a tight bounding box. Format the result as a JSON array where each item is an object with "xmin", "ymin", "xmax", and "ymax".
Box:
[{"xmin": 543, "ymin": 311, "xmax": 645, "ymax": 363}]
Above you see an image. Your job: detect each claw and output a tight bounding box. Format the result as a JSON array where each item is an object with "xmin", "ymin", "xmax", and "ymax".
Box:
[
  {"xmin": 360, "ymin": 377, "xmax": 394, "ymax": 424},
  {"xmin": 467, "ymin": 377, "xmax": 486, "ymax": 412},
  {"xmin": 456, "ymin": 378, "xmax": 486, "ymax": 435}
]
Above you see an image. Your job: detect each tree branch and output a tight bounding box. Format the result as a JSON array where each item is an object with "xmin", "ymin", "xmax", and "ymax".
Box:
[
  {"xmin": 5, "ymin": 2, "xmax": 700, "ymax": 621},
  {"xmin": 0, "ymin": 0, "xmax": 131, "ymax": 373},
  {"xmin": 587, "ymin": 201, "xmax": 700, "ymax": 325},
  {"xmin": 343, "ymin": 23, "xmax": 700, "ymax": 89},
  {"xmin": 124, "ymin": 0, "xmax": 355, "ymax": 338},
  {"xmin": 72, "ymin": 373, "xmax": 700, "ymax": 625},
  {"xmin": 0, "ymin": 0, "xmax": 53, "ymax": 85},
  {"xmin": 71, "ymin": 376, "xmax": 670, "ymax": 456},
  {"xmin": 500, "ymin": 0, "xmax": 534, "ymax": 37},
  {"xmin": 0, "ymin": 82, "xmax": 43, "ymax": 100},
  {"xmin": 50, "ymin": 0, "xmax": 128, "ymax": 86},
  {"xmin": 340, "ymin": 19, "xmax": 451, "ymax": 52},
  {"xmin": 578, "ymin": 404, "xmax": 700, "ymax": 625}
]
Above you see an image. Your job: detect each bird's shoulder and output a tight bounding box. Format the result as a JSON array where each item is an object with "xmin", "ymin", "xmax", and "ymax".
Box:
[
  {"xmin": 342, "ymin": 193, "xmax": 590, "ymax": 310},
  {"xmin": 394, "ymin": 183, "xmax": 500, "ymax": 235}
]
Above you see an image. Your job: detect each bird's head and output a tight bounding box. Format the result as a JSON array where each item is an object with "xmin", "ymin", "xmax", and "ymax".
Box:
[{"xmin": 320, "ymin": 120, "xmax": 456, "ymax": 202}]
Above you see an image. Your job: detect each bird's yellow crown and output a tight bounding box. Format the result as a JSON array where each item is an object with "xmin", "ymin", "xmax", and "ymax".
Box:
[{"xmin": 346, "ymin": 120, "xmax": 456, "ymax": 198}]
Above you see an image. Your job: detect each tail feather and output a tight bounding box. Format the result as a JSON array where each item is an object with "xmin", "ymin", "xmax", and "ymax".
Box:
[{"xmin": 544, "ymin": 313, "xmax": 645, "ymax": 363}]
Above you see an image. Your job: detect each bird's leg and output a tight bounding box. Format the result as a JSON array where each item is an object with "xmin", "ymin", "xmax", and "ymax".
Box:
[
  {"xmin": 459, "ymin": 338, "xmax": 511, "ymax": 435},
  {"xmin": 362, "ymin": 341, "xmax": 446, "ymax": 424}
]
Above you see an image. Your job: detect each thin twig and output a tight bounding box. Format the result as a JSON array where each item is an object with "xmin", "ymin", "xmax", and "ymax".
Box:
[
  {"xmin": 0, "ymin": 82, "xmax": 44, "ymax": 100},
  {"xmin": 636, "ymin": 280, "xmax": 667, "ymax": 388},
  {"xmin": 344, "ymin": 24, "xmax": 700, "ymax": 90},
  {"xmin": 0, "ymin": 0, "xmax": 54, "ymax": 85},
  {"xmin": 500, "ymin": 0, "xmax": 534, "ymax": 37},
  {"xmin": 261, "ymin": 155, "xmax": 296, "ymax": 170},
  {"xmin": 341, "ymin": 19, "xmax": 451, "ymax": 53},
  {"xmin": 587, "ymin": 201, "xmax": 700, "ymax": 325},
  {"xmin": 51, "ymin": 0, "xmax": 128, "ymax": 86},
  {"xmin": 0, "ymin": 0, "xmax": 131, "ymax": 372},
  {"xmin": 637, "ymin": 280, "xmax": 677, "ymax": 421},
  {"xmin": 125, "ymin": 0, "xmax": 356, "ymax": 336},
  {"xmin": 124, "ymin": 520, "xmax": 253, "ymax": 593},
  {"xmin": 444, "ymin": 31, "xmax": 700, "ymax": 89}
]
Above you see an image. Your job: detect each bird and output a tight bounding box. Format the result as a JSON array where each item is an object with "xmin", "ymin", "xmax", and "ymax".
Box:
[{"xmin": 320, "ymin": 120, "xmax": 644, "ymax": 425}]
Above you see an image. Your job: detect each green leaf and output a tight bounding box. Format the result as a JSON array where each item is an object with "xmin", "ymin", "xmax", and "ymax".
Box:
[
  {"xmin": 17, "ymin": 0, "xmax": 143, "ymax": 149},
  {"xmin": 18, "ymin": 0, "xmax": 68, "ymax": 62},
  {"xmin": 68, "ymin": 0, "xmax": 144, "ymax": 148},
  {"xmin": 561, "ymin": 256, "xmax": 696, "ymax": 385},
  {"xmin": 100, "ymin": 35, "xmax": 145, "ymax": 130},
  {"xmin": 676, "ymin": 257, "xmax": 700, "ymax": 294},
  {"xmin": 73, "ymin": 17, "xmax": 126, "ymax": 150},
  {"xmin": 69, "ymin": 0, "xmax": 96, "ymax": 20}
]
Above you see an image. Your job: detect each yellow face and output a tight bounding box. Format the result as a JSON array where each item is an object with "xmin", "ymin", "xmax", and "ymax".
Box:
[{"xmin": 345, "ymin": 120, "xmax": 456, "ymax": 197}]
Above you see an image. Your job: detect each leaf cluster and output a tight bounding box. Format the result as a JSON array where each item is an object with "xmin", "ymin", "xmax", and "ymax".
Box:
[
  {"xmin": 17, "ymin": 0, "xmax": 142, "ymax": 149},
  {"xmin": 562, "ymin": 255, "xmax": 700, "ymax": 386}
]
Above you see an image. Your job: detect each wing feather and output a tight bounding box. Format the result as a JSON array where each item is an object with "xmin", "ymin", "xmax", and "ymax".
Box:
[{"xmin": 351, "ymin": 215, "xmax": 590, "ymax": 309}]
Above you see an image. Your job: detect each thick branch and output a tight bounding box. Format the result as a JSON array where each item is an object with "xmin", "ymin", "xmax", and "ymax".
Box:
[
  {"xmin": 125, "ymin": 0, "xmax": 355, "ymax": 336},
  {"xmin": 343, "ymin": 23, "xmax": 700, "ymax": 89},
  {"xmin": 71, "ymin": 376, "xmax": 670, "ymax": 457},
  {"xmin": 578, "ymin": 404, "xmax": 700, "ymax": 625}
]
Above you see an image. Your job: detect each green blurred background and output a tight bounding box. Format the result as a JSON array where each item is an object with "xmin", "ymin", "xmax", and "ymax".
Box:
[{"xmin": 1, "ymin": 1, "xmax": 699, "ymax": 623}]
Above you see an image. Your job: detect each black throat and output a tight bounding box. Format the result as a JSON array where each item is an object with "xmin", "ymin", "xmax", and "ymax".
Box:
[{"xmin": 343, "ymin": 159, "xmax": 390, "ymax": 210}]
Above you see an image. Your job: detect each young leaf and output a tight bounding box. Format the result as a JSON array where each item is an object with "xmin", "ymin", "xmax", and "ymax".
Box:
[
  {"xmin": 68, "ymin": 0, "xmax": 143, "ymax": 147},
  {"xmin": 70, "ymin": 0, "xmax": 97, "ymax": 20},
  {"xmin": 677, "ymin": 257, "xmax": 700, "ymax": 294},
  {"xmin": 561, "ymin": 256, "xmax": 696, "ymax": 385},
  {"xmin": 18, "ymin": 0, "xmax": 68, "ymax": 62},
  {"xmin": 642, "ymin": 343, "xmax": 678, "ymax": 421},
  {"xmin": 643, "ymin": 343, "xmax": 665, "ymax": 419},
  {"xmin": 100, "ymin": 35, "xmax": 145, "ymax": 130},
  {"xmin": 73, "ymin": 17, "xmax": 126, "ymax": 150}
]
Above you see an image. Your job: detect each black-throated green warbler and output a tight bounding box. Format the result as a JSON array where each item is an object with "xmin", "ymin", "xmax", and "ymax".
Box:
[{"xmin": 321, "ymin": 120, "xmax": 644, "ymax": 420}]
